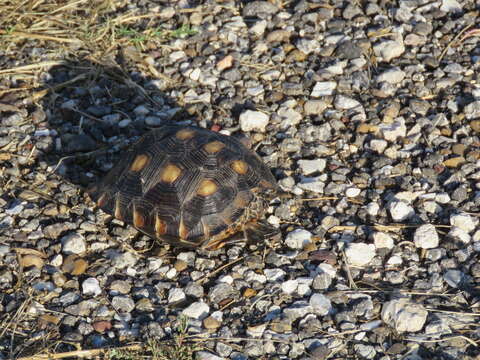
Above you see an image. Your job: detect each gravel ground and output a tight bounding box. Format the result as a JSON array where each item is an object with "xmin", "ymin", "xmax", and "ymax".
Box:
[{"xmin": 1, "ymin": 0, "xmax": 480, "ymax": 359}]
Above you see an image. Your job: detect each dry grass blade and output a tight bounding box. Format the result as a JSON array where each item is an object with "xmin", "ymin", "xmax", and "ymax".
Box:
[
  {"xmin": 196, "ymin": 256, "xmax": 246, "ymax": 285},
  {"xmin": 0, "ymin": 30, "xmax": 82, "ymax": 43},
  {"xmin": 425, "ymin": 308, "xmax": 480, "ymax": 317},
  {"xmin": 299, "ymin": 196, "xmax": 338, "ymax": 201},
  {"xmin": 32, "ymin": 72, "xmax": 91, "ymax": 100},
  {"xmin": 341, "ymin": 249, "xmax": 358, "ymax": 290},
  {"xmin": 0, "ymin": 61, "xmax": 66, "ymax": 75},
  {"xmin": 405, "ymin": 335, "xmax": 478, "ymax": 347},
  {"xmin": 15, "ymin": 344, "xmax": 144, "ymax": 360},
  {"xmin": 438, "ymin": 23, "xmax": 475, "ymax": 62},
  {"xmin": 12, "ymin": 248, "xmax": 47, "ymax": 258}
]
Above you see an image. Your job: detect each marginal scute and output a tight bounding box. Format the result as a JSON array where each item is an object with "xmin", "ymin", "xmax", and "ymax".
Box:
[
  {"xmin": 197, "ymin": 179, "xmax": 217, "ymax": 196},
  {"xmin": 133, "ymin": 207, "xmax": 145, "ymax": 228},
  {"xmin": 231, "ymin": 160, "xmax": 248, "ymax": 174},
  {"xmin": 155, "ymin": 215, "xmax": 167, "ymax": 236},
  {"xmin": 201, "ymin": 219, "xmax": 210, "ymax": 239},
  {"xmin": 259, "ymin": 179, "xmax": 275, "ymax": 189},
  {"xmin": 114, "ymin": 195, "xmax": 122, "ymax": 220},
  {"xmin": 161, "ymin": 164, "xmax": 182, "ymax": 183},
  {"xmin": 204, "ymin": 140, "xmax": 225, "ymax": 154},
  {"xmin": 96, "ymin": 193, "xmax": 107, "ymax": 208},
  {"xmin": 130, "ymin": 154, "xmax": 150, "ymax": 172},
  {"xmin": 179, "ymin": 218, "xmax": 188, "ymax": 239},
  {"xmin": 176, "ymin": 128, "xmax": 196, "ymax": 140}
]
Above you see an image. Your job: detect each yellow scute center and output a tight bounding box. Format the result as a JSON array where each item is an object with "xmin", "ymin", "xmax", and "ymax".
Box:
[
  {"xmin": 204, "ymin": 141, "xmax": 225, "ymax": 154},
  {"xmin": 197, "ymin": 179, "xmax": 217, "ymax": 196},
  {"xmin": 231, "ymin": 160, "xmax": 248, "ymax": 174},
  {"xmin": 130, "ymin": 154, "xmax": 150, "ymax": 172},
  {"xmin": 161, "ymin": 164, "xmax": 182, "ymax": 183}
]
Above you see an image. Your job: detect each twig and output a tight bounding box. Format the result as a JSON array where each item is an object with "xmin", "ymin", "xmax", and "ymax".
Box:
[
  {"xmin": 15, "ymin": 344, "xmax": 143, "ymax": 360},
  {"xmin": 0, "ymin": 31, "xmax": 82, "ymax": 44},
  {"xmin": 425, "ymin": 308, "xmax": 480, "ymax": 317},
  {"xmin": 299, "ymin": 196, "xmax": 338, "ymax": 201},
  {"xmin": 405, "ymin": 335, "xmax": 478, "ymax": 347},
  {"xmin": 32, "ymin": 72, "xmax": 91, "ymax": 100},
  {"xmin": 341, "ymin": 249, "xmax": 357, "ymax": 290},
  {"xmin": 438, "ymin": 23, "xmax": 475, "ymax": 62},
  {"xmin": 0, "ymin": 61, "xmax": 65, "ymax": 75},
  {"xmin": 196, "ymin": 256, "xmax": 246, "ymax": 285}
]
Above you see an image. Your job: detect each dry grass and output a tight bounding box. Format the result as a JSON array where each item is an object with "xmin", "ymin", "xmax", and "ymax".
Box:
[
  {"xmin": 0, "ymin": 0, "xmax": 199, "ymax": 99},
  {"xmin": 0, "ymin": 0, "xmax": 197, "ymax": 60}
]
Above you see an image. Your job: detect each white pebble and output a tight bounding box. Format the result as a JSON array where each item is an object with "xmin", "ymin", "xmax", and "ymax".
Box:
[
  {"xmin": 298, "ymin": 159, "xmax": 326, "ymax": 175},
  {"xmin": 389, "ymin": 201, "xmax": 414, "ymax": 221},
  {"xmin": 82, "ymin": 278, "xmax": 101, "ymax": 297},
  {"xmin": 309, "ymin": 293, "xmax": 332, "ymax": 316},
  {"xmin": 6, "ymin": 204, "xmax": 24, "ymax": 215},
  {"xmin": 246, "ymin": 323, "xmax": 267, "ymax": 338},
  {"xmin": 281, "ymin": 279, "xmax": 298, "ymax": 295},
  {"xmin": 165, "ymin": 267, "xmax": 177, "ymax": 279},
  {"xmin": 440, "ymin": 0, "xmax": 462, "ymax": 13},
  {"xmin": 387, "ymin": 255, "xmax": 403, "ymax": 265},
  {"xmin": 168, "ymin": 288, "xmax": 186, "ymax": 304},
  {"xmin": 380, "ymin": 118, "xmax": 406, "ymax": 141},
  {"xmin": 217, "ymin": 275, "xmax": 234, "ymax": 284},
  {"xmin": 249, "ymin": 19, "xmax": 267, "ymax": 36},
  {"xmin": 334, "ymin": 95, "xmax": 362, "ymax": 110},
  {"xmin": 414, "ymin": 224, "xmax": 439, "ymax": 249},
  {"xmin": 50, "ymin": 254, "xmax": 63, "ymax": 267},
  {"xmin": 435, "ymin": 193, "xmax": 451, "ymax": 204},
  {"xmin": 311, "ymin": 81, "xmax": 336, "ymax": 97},
  {"xmin": 345, "ymin": 187, "xmax": 361, "ymax": 198},
  {"xmin": 376, "ymin": 67, "xmax": 405, "ymax": 84},
  {"xmin": 448, "ymin": 227, "xmax": 471, "ymax": 244},
  {"xmin": 345, "ymin": 243, "xmax": 376, "ymax": 266},
  {"xmin": 264, "ymin": 268, "xmax": 286, "ymax": 282},
  {"xmin": 382, "ymin": 298, "xmax": 427, "ymax": 333},
  {"xmin": 373, "ymin": 38, "xmax": 405, "ymax": 62},
  {"xmin": 370, "ymin": 139, "xmax": 388, "ymax": 153},
  {"xmin": 450, "ymin": 213, "xmax": 477, "ymax": 233},
  {"xmin": 366, "ymin": 202, "xmax": 380, "ymax": 216},
  {"xmin": 372, "ymin": 232, "xmax": 395, "ymax": 249},
  {"xmin": 285, "ymin": 229, "xmax": 312, "ymax": 249},
  {"xmin": 239, "ymin": 110, "xmax": 269, "ymax": 132},
  {"xmin": 182, "ymin": 301, "xmax": 210, "ymax": 320}
]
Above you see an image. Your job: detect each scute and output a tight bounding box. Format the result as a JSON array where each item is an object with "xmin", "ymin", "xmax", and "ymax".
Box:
[{"xmin": 88, "ymin": 125, "xmax": 277, "ymax": 248}]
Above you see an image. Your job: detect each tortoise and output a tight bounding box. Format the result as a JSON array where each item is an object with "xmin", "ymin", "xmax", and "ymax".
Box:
[{"xmin": 88, "ymin": 125, "xmax": 279, "ymax": 250}]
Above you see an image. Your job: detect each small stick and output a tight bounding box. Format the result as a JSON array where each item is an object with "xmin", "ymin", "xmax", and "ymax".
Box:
[
  {"xmin": 405, "ymin": 335, "xmax": 477, "ymax": 347},
  {"xmin": 15, "ymin": 344, "xmax": 144, "ymax": 360},
  {"xmin": 438, "ymin": 23, "xmax": 474, "ymax": 62}
]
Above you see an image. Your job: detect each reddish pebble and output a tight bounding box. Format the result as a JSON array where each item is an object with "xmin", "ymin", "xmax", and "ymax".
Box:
[
  {"xmin": 309, "ymin": 250, "xmax": 337, "ymax": 265},
  {"xmin": 93, "ymin": 321, "xmax": 112, "ymax": 333},
  {"xmin": 211, "ymin": 124, "xmax": 222, "ymax": 132}
]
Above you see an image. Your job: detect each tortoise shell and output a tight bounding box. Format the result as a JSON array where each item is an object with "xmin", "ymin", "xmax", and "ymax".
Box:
[{"xmin": 88, "ymin": 126, "xmax": 277, "ymax": 249}]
